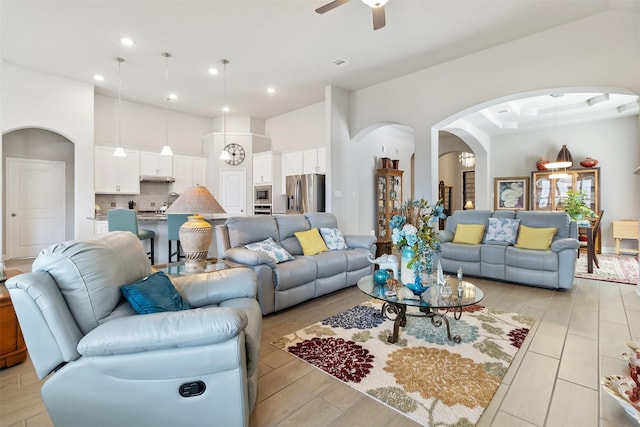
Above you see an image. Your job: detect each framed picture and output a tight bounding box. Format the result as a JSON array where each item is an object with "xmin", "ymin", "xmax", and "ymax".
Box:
[{"xmin": 494, "ymin": 176, "xmax": 530, "ymax": 210}]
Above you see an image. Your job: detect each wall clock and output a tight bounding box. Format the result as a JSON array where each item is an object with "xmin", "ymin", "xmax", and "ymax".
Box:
[{"xmin": 223, "ymin": 143, "xmax": 245, "ymax": 166}]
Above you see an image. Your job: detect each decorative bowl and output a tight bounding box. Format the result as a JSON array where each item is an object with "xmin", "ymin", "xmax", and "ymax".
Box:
[
  {"xmin": 601, "ymin": 375, "xmax": 640, "ymax": 423},
  {"xmin": 405, "ymin": 282, "xmax": 429, "ymax": 296},
  {"xmin": 580, "ymin": 157, "xmax": 599, "ymax": 168}
]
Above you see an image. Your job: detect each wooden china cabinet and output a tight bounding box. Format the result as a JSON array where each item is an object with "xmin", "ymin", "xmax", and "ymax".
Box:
[
  {"xmin": 376, "ymin": 168, "xmax": 403, "ymax": 256},
  {"xmin": 530, "ymin": 167, "xmax": 601, "ymax": 252}
]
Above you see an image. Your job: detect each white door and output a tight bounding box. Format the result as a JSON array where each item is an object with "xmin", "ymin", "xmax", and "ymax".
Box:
[
  {"xmin": 220, "ymin": 169, "xmax": 246, "ymax": 216},
  {"xmin": 6, "ymin": 158, "xmax": 66, "ymax": 258}
]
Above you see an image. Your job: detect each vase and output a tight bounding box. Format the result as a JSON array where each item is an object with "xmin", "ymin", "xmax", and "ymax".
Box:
[
  {"xmin": 580, "ymin": 157, "xmax": 598, "ymax": 168},
  {"xmin": 400, "ymin": 246, "xmax": 417, "ymax": 286}
]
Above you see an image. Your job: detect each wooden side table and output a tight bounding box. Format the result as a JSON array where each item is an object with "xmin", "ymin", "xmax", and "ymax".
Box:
[{"xmin": 0, "ymin": 270, "xmax": 28, "ymax": 368}]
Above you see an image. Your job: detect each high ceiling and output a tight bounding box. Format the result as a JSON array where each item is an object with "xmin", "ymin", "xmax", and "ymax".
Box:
[{"xmin": 2, "ymin": 0, "xmax": 639, "ymax": 130}]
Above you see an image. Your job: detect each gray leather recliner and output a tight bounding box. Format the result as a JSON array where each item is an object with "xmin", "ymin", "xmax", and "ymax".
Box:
[{"xmin": 6, "ymin": 231, "xmax": 262, "ymax": 427}]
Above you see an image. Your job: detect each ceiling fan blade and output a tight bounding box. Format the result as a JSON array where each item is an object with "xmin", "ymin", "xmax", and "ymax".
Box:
[
  {"xmin": 372, "ymin": 6, "xmax": 386, "ymax": 30},
  {"xmin": 315, "ymin": 0, "xmax": 351, "ymax": 14}
]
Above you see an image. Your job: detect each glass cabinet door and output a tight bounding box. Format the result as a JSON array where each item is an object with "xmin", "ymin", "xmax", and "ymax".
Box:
[
  {"xmin": 554, "ymin": 176, "xmax": 573, "ymax": 210},
  {"xmin": 575, "ymin": 170, "xmax": 598, "ymax": 212},
  {"xmin": 533, "ymin": 175, "xmax": 552, "ymax": 211}
]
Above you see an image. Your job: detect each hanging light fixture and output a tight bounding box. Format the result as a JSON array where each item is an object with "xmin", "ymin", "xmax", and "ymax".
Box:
[
  {"xmin": 219, "ymin": 59, "xmax": 232, "ymax": 161},
  {"xmin": 160, "ymin": 52, "xmax": 174, "ymax": 156},
  {"xmin": 458, "ymin": 152, "xmax": 475, "ymax": 168},
  {"xmin": 113, "ymin": 57, "xmax": 127, "ymax": 157},
  {"xmin": 545, "ymin": 144, "xmax": 573, "ymax": 169}
]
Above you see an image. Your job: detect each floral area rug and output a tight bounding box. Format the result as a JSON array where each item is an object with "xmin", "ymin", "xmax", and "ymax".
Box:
[
  {"xmin": 272, "ymin": 301, "xmax": 535, "ymax": 426},
  {"xmin": 574, "ymin": 254, "xmax": 639, "ymax": 285}
]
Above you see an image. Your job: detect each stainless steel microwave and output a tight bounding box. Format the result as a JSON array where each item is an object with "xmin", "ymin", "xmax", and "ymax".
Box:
[{"xmin": 254, "ymin": 185, "xmax": 272, "ymax": 205}]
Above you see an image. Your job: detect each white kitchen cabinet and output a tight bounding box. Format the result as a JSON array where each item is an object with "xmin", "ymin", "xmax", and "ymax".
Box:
[
  {"xmin": 253, "ymin": 151, "xmax": 280, "ymax": 184},
  {"xmin": 173, "ymin": 155, "xmax": 207, "ymax": 194},
  {"xmin": 95, "ymin": 146, "xmax": 140, "ymax": 194},
  {"xmin": 282, "ymin": 151, "xmax": 303, "ymax": 177},
  {"xmin": 140, "ymin": 151, "xmax": 173, "ymax": 176},
  {"xmin": 303, "ymin": 147, "xmax": 326, "ymax": 174}
]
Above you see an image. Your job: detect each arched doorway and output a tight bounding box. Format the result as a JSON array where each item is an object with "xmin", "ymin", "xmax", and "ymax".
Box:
[{"xmin": 3, "ymin": 128, "xmax": 75, "ymax": 258}]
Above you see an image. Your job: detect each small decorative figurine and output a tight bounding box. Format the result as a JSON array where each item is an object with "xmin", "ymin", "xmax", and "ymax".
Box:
[{"xmin": 368, "ymin": 253, "xmax": 399, "ymax": 282}]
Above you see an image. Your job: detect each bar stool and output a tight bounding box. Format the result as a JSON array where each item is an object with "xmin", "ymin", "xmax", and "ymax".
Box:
[
  {"xmin": 167, "ymin": 213, "xmax": 190, "ymax": 263},
  {"xmin": 107, "ymin": 209, "xmax": 155, "ymax": 264}
]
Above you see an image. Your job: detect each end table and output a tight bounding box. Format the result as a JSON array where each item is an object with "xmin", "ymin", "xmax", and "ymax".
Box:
[{"xmin": 1, "ymin": 270, "xmax": 27, "ymax": 368}]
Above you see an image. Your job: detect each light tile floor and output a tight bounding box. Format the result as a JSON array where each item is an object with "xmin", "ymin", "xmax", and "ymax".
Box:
[{"xmin": 1, "ymin": 258, "xmax": 639, "ymax": 426}]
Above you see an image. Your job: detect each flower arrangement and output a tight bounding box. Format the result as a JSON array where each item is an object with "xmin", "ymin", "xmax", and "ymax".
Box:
[{"xmin": 390, "ymin": 199, "xmax": 447, "ymax": 278}]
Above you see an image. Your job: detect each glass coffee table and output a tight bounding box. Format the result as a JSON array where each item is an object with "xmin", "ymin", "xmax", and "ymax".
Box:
[
  {"xmin": 357, "ymin": 275, "xmax": 484, "ymax": 344},
  {"xmin": 153, "ymin": 258, "xmax": 231, "ymax": 278}
]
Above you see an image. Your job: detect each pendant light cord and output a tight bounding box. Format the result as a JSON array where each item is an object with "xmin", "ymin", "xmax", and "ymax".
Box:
[
  {"xmin": 222, "ymin": 59, "xmax": 229, "ymax": 146},
  {"xmin": 164, "ymin": 52, "xmax": 170, "ymax": 149},
  {"xmin": 116, "ymin": 57, "xmax": 124, "ymax": 151}
]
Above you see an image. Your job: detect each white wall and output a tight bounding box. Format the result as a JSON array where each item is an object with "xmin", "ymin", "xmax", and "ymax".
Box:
[
  {"xmin": 267, "ymin": 9, "xmax": 639, "ymax": 239},
  {"xmin": 265, "ymin": 102, "xmax": 325, "ymax": 151},
  {"xmin": 1, "ymin": 62, "xmax": 95, "ymax": 245},
  {"xmin": 95, "ymin": 94, "xmax": 212, "ymax": 156}
]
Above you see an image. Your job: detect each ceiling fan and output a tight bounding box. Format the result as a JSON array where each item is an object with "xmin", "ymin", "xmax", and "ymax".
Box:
[{"xmin": 315, "ymin": 0, "xmax": 388, "ymax": 30}]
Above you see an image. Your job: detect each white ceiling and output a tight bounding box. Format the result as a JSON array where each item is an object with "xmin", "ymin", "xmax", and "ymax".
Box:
[{"xmin": 2, "ymin": 0, "xmax": 639, "ymax": 132}]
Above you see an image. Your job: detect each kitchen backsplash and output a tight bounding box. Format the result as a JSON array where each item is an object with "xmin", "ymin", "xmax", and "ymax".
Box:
[{"xmin": 95, "ymin": 182, "xmax": 179, "ymax": 214}]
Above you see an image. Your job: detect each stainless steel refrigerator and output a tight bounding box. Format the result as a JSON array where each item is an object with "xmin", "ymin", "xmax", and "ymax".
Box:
[{"xmin": 285, "ymin": 174, "xmax": 325, "ymax": 214}]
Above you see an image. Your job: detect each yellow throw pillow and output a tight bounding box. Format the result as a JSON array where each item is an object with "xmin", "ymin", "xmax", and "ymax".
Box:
[
  {"xmin": 452, "ymin": 224, "xmax": 486, "ymax": 244},
  {"xmin": 295, "ymin": 228, "xmax": 329, "ymax": 256},
  {"xmin": 515, "ymin": 225, "xmax": 558, "ymax": 250}
]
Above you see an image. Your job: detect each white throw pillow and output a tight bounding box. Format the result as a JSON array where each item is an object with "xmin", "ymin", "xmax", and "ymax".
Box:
[
  {"xmin": 319, "ymin": 227, "xmax": 348, "ymax": 250},
  {"xmin": 483, "ymin": 218, "xmax": 520, "ymax": 244},
  {"xmin": 245, "ymin": 237, "xmax": 294, "ymax": 263}
]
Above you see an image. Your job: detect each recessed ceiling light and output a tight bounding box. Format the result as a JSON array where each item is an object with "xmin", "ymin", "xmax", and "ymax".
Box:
[
  {"xmin": 267, "ymin": 87, "xmax": 276, "ymax": 94},
  {"xmin": 93, "ymin": 74, "xmax": 104, "ymax": 82},
  {"xmin": 222, "ymin": 106, "xmax": 230, "ymax": 113},
  {"xmin": 167, "ymin": 93, "xmax": 177, "ymax": 101},
  {"xmin": 208, "ymin": 67, "xmax": 218, "ymax": 75},
  {"xmin": 120, "ymin": 37, "xmax": 134, "ymax": 46}
]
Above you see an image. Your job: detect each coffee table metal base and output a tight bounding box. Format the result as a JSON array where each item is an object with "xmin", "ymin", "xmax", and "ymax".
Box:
[{"xmin": 380, "ymin": 301, "xmax": 463, "ymax": 344}]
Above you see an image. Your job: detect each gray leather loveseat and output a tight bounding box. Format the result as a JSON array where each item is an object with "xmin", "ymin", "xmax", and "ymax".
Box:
[
  {"xmin": 7, "ymin": 231, "xmax": 261, "ymax": 427},
  {"xmin": 438, "ymin": 210, "xmax": 579, "ymax": 289},
  {"xmin": 215, "ymin": 213, "xmax": 377, "ymax": 314}
]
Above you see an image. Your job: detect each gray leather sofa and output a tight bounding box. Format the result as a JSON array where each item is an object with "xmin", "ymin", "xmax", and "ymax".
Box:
[
  {"xmin": 6, "ymin": 231, "xmax": 261, "ymax": 427},
  {"xmin": 439, "ymin": 210, "xmax": 579, "ymax": 289},
  {"xmin": 215, "ymin": 213, "xmax": 377, "ymax": 315}
]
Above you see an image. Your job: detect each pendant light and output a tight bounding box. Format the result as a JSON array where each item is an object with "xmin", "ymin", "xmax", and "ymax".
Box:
[
  {"xmin": 219, "ymin": 59, "xmax": 232, "ymax": 161},
  {"xmin": 113, "ymin": 57, "xmax": 126, "ymax": 157},
  {"xmin": 458, "ymin": 152, "xmax": 475, "ymax": 168},
  {"xmin": 160, "ymin": 52, "xmax": 174, "ymax": 156}
]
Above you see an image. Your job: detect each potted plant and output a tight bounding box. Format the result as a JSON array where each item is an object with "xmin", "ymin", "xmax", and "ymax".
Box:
[{"xmin": 561, "ymin": 190, "xmax": 596, "ymax": 220}]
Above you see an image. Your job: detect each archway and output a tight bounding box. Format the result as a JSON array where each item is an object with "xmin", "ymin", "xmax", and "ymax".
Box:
[{"xmin": 2, "ymin": 128, "xmax": 75, "ymax": 258}]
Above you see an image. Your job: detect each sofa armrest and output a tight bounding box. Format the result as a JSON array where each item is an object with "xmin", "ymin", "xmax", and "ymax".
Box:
[
  {"xmin": 78, "ymin": 307, "xmax": 248, "ymax": 357},
  {"xmin": 173, "ymin": 268, "xmax": 257, "ymax": 307},
  {"xmin": 224, "ymin": 247, "xmax": 276, "ymax": 267},
  {"xmin": 439, "ymin": 230, "xmax": 454, "ymax": 243},
  {"xmin": 344, "ymin": 235, "xmax": 377, "ymax": 250},
  {"xmin": 551, "ymin": 237, "xmax": 580, "ymax": 253}
]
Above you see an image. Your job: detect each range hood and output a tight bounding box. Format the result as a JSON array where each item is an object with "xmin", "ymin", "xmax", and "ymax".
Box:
[{"xmin": 139, "ymin": 175, "xmax": 175, "ymax": 183}]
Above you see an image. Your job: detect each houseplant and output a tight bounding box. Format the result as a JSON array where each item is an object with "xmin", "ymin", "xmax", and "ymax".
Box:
[
  {"xmin": 389, "ymin": 199, "xmax": 447, "ymax": 290},
  {"xmin": 562, "ymin": 190, "xmax": 596, "ymax": 220}
]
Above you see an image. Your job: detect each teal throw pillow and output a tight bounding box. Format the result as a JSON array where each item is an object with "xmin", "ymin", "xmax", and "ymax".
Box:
[
  {"xmin": 319, "ymin": 227, "xmax": 348, "ymax": 250},
  {"xmin": 121, "ymin": 272, "xmax": 192, "ymax": 314},
  {"xmin": 245, "ymin": 237, "xmax": 294, "ymax": 263},
  {"xmin": 483, "ymin": 218, "xmax": 520, "ymax": 244}
]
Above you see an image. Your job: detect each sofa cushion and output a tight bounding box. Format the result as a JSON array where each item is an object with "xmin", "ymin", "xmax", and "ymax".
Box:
[
  {"xmin": 305, "ymin": 212, "xmax": 339, "ymax": 229},
  {"xmin": 273, "ymin": 257, "xmax": 317, "ymax": 291},
  {"xmin": 275, "ymin": 214, "xmax": 310, "ymax": 255},
  {"xmin": 484, "ymin": 218, "xmax": 520, "ymax": 244},
  {"xmin": 31, "ymin": 231, "xmax": 151, "ymax": 334},
  {"xmin": 295, "ymin": 228, "xmax": 329, "ymax": 256},
  {"xmin": 309, "ymin": 251, "xmax": 348, "ymax": 277},
  {"xmin": 121, "ymin": 272, "xmax": 192, "ymax": 314},
  {"xmin": 516, "ymin": 211, "xmax": 571, "ymax": 239},
  {"xmin": 226, "ymin": 216, "xmax": 279, "ymax": 248},
  {"xmin": 505, "ymin": 246, "xmax": 559, "ymax": 271},
  {"xmin": 515, "ymin": 225, "xmax": 557, "ymax": 250},
  {"xmin": 245, "ymin": 237, "xmax": 294, "ymax": 263},
  {"xmin": 319, "ymin": 227, "xmax": 348, "ymax": 250},
  {"xmin": 453, "ymin": 224, "xmax": 486, "ymax": 244}
]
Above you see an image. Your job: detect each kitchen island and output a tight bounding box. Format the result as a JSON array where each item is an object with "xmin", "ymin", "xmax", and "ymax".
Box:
[{"xmin": 90, "ymin": 212, "xmax": 230, "ymax": 264}]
